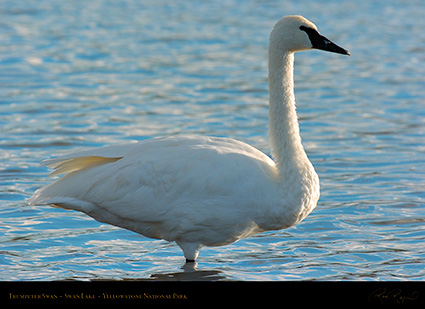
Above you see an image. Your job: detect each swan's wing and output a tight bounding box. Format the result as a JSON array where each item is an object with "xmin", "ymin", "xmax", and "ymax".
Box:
[
  {"xmin": 39, "ymin": 141, "xmax": 141, "ymax": 174},
  {"xmin": 45, "ymin": 156, "xmax": 122, "ymax": 177},
  {"xmin": 29, "ymin": 135, "xmax": 278, "ymax": 240}
]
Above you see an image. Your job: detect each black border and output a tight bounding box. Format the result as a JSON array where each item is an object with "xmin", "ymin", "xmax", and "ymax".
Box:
[{"xmin": 2, "ymin": 281, "xmax": 424, "ymax": 306}]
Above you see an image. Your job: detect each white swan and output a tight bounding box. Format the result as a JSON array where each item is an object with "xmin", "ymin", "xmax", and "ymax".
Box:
[{"xmin": 29, "ymin": 16, "xmax": 349, "ymax": 262}]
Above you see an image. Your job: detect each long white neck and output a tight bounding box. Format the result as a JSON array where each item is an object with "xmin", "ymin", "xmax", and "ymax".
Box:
[{"xmin": 268, "ymin": 49, "xmax": 309, "ymax": 178}]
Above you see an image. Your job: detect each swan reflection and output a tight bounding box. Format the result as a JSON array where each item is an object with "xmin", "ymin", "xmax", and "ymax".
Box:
[{"xmin": 148, "ymin": 262, "xmax": 226, "ymax": 281}]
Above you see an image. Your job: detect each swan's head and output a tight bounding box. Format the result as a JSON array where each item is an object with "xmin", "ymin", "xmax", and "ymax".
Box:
[{"xmin": 270, "ymin": 15, "xmax": 350, "ymax": 55}]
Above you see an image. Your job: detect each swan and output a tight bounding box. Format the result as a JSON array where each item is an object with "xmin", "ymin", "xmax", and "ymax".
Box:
[{"xmin": 29, "ymin": 15, "xmax": 349, "ymax": 263}]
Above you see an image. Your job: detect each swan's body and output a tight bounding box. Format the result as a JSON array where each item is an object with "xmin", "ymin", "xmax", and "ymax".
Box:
[{"xmin": 29, "ymin": 16, "xmax": 349, "ymax": 262}]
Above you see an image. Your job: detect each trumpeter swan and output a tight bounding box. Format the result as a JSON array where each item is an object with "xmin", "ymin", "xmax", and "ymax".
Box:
[{"xmin": 29, "ymin": 16, "xmax": 349, "ymax": 263}]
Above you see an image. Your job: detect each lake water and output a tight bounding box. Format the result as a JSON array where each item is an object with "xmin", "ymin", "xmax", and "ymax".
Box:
[{"xmin": 1, "ymin": 0, "xmax": 424, "ymax": 281}]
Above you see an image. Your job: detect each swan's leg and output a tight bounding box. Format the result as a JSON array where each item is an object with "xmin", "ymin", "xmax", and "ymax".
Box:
[{"xmin": 177, "ymin": 241, "xmax": 202, "ymax": 262}]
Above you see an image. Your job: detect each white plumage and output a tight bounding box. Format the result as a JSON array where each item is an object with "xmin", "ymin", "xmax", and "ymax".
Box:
[{"xmin": 29, "ymin": 16, "xmax": 349, "ymax": 262}]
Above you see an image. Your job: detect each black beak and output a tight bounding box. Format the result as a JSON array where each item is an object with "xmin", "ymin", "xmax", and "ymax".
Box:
[{"xmin": 300, "ymin": 25, "xmax": 350, "ymax": 56}]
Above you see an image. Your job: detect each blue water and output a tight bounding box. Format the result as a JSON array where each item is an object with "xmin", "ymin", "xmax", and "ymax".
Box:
[{"xmin": 1, "ymin": 0, "xmax": 424, "ymax": 281}]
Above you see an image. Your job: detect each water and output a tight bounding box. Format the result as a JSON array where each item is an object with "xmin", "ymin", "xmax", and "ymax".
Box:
[{"xmin": 1, "ymin": 0, "xmax": 424, "ymax": 281}]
